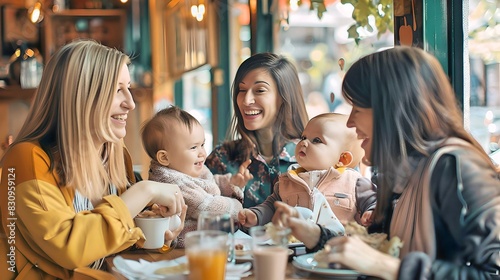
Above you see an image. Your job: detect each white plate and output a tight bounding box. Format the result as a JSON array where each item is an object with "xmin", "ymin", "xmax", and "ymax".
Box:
[
  {"xmin": 235, "ymin": 248, "xmax": 294, "ymax": 262},
  {"xmin": 226, "ymin": 262, "xmax": 252, "ymax": 277},
  {"xmin": 292, "ymin": 253, "xmax": 360, "ymax": 278},
  {"xmin": 147, "ymin": 259, "xmax": 188, "ymax": 278},
  {"xmin": 288, "ymin": 242, "xmax": 304, "ymax": 248},
  {"xmin": 235, "ymin": 251, "xmax": 253, "ymax": 262},
  {"xmin": 115, "ymin": 256, "xmax": 251, "ymax": 279},
  {"xmin": 234, "ymin": 237, "xmax": 253, "ymax": 261},
  {"xmin": 113, "ymin": 256, "xmax": 187, "ymax": 279}
]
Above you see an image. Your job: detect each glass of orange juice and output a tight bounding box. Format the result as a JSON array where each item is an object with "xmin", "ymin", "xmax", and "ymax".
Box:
[{"xmin": 185, "ymin": 230, "xmax": 228, "ymax": 280}]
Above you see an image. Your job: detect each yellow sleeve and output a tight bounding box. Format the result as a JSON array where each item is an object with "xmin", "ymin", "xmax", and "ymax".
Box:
[{"xmin": 1, "ymin": 142, "xmax": 145, "ymax": 271}]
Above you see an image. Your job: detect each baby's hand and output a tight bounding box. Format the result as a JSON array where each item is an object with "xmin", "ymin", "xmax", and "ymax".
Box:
[
  {"xmin": 238, "ymin": 209, "xmax": 257, "ymax": 227},
  {"xmin": 230, "ymin": 159, "xmax": 253, "ymax": 188},
  {"xmin": 360, "ymin": 210, "xmax": 373, "ymax": 227}
]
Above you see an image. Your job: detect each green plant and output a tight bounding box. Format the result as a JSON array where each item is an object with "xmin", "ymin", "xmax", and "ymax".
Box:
[
  {"xmin": 298, "ymin": 0, "xmax": 328, "ymax": 19},
  {"xmin": 468, "ymin": 0, "xmax": 500, "ymax": 63},
  {"xmin": 295, "ymin": 0, "xmax": 394, "ymax": 43}
]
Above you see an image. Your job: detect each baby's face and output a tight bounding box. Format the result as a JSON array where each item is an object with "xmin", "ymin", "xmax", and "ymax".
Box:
[
  {"xmin": 166, "ymin": 123, "xmax": 207, "ymax": 177},
  {"xmin": 295, "ymin": 118, "xmax": 343, "ymax": 171}
]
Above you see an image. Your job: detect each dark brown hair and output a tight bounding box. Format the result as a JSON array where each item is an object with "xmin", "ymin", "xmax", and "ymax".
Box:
[
  {"xmin": 342, "ymin": 46, "xmax": 493, "ymax": 223},
  {"xmin": 223, "ymin": 53, "xmax": 308, "ymax": 162}
]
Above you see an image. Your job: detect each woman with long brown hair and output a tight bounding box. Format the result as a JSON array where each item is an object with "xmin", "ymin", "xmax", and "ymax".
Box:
[{"xmin": 206, "ymin": 53, "xmax": 309, "ymax": 207}]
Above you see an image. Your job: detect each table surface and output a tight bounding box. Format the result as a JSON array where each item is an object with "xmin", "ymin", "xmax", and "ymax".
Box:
[{"xmin": 106, "ymin": 248, "xmax": 361, "ymax": 279}]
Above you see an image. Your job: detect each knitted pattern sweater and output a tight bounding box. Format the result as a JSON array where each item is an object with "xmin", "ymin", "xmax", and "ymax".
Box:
[{"xmin": 148, "ymin": 161, "xmax": 243, "ymax": 247}]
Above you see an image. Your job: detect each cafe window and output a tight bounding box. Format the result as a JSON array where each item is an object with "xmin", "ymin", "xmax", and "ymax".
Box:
[
  {"xmin": 468, "ymin": 0, "xmax": 500, "ymax": 154},
  {"xmin": 181, "ymin": 65, "xmax": 213, "ymax": 152},
  {"xmin": 274, "ymin": 1, "xmax": 394, "ymax": 119}
]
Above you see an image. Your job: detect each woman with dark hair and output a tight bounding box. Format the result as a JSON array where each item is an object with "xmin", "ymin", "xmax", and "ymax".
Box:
[
  {"xmin": 206, "ymin": 53, "xmax": 309, "ymax": 207},
  {"xmin": 272, "ymin": 47, "xmax": 500, "ymax": 279}
]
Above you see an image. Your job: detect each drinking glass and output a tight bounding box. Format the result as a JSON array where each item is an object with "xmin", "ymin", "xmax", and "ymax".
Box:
[
  {"xmin": 197, "ymin": 212, "xmax": 235, "ymax": 264},
  {"xmin": 250, "ymin": 225, "xmax": 291, "ymax": 280},
  {"xmin": 185, "ymin": 230, "xmax": 228, "ymax": 280}
]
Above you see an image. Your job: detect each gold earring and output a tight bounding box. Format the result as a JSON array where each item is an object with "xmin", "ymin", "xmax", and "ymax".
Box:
[{"xmin": 334, "ymin": 162, "xmax": 344, "ymax": 169}]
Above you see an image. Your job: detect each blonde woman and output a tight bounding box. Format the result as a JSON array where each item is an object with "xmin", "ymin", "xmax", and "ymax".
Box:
[{"xmin": 0, "ymin": 40, "xmax": 186, "ymax": 280}]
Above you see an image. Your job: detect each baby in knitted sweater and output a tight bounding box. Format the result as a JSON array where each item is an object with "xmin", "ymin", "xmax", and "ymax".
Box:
[{"xmin": 141, "ymin": 106, "xmax": 252, "ymax": 247}]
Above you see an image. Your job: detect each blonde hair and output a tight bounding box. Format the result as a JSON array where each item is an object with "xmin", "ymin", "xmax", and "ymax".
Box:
[
  {"xmin": 310, "ymin": 113, "xmax": 364, "ymax": 168},
  {"xmin": 10, "ymin": 40, "xmax": 131, "ymax": 200},
  {"xmin": 141, "ymin": 106, "xmax": 201, "ymax": 160}
]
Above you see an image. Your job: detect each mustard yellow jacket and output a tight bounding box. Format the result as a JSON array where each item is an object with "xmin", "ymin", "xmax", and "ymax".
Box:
[{"xmin": 0, "ymin": 142, "xmax": 145, "ymax": 279}]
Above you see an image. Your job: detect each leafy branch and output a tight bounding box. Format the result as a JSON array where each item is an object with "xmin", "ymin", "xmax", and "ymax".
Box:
[
  {"xmin": 298, "ymin": 0, "xmax": 328, "ymax": 20},
  {"xmin": 295, "ymin": 0, "xmax": 394, "ymax": 43}
]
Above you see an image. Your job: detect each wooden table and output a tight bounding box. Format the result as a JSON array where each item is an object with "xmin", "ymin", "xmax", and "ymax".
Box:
[{"xmin": 106, "ymin": 248, "xmax": 358, "ymax": 279}]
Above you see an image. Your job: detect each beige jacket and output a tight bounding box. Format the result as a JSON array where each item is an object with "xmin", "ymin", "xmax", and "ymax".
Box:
[{"xmin": 251, "ymin": 166, "xmax": 363, "ymax": 225}]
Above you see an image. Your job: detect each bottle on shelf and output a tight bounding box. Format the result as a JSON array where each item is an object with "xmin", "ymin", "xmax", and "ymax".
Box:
[{"xmin": 8, "ymin": 41, "xmax": 43, "ymax": 89}]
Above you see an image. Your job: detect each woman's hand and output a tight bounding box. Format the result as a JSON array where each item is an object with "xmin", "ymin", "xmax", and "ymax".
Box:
[
  {"xmin": 121, "ymin": 180, "xmax": 184, "ymax": 218},
  {"xmin": 324, "ymin": 235, "xmax": 400, "ymax": 280},
  {"xmin": 360, "ymin": 210, "xmax": 374, "ymax": 227},
  {"xmin": 164, "ymin": 204, "xmax": 188, "ymax": 247},
  {"xmin": 148, "ymin": 181, "xmax": 184, "ymax": 216},
  {"xmin": 272, "ymin": 201, "xmax": 321, "ymax": 249},
  {"xmin": 272, "ymin": 201, "xmax": 300, "ymax": 226},
  {"xmin": 230, "ymin": 159, "xmax": 253, "ymax": 188}
]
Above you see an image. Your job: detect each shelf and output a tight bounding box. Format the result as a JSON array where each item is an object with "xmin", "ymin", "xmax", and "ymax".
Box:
[
  {"xmin": 43, "ymin": 9, "xmax": 126, "ymax": 60},
  {"xmin": 0, "ymin": 86, "xmax": 35, "ymax": 101}
]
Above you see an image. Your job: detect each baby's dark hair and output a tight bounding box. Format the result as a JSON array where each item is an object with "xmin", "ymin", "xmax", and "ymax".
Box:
[{"xmin": 141, "ymin": 106, "xmax": 200, "ymax": 160}]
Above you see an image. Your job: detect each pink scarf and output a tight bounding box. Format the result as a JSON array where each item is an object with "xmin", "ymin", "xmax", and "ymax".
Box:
[{"xmin": 390, "ymin": 138, "xmax": 470, "ymax": 259}]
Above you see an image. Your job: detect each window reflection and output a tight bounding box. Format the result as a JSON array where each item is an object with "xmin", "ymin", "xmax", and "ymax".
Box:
[
  {"xmin": 468, "ymin": 0, "xmax": 500, "ymax": 153},
  {"xmin": 275, "ymin": 1, "xmax": 393, "ymax": 119},
  {"xmin": 182, "ymin": 65, "xmax": 213, "ymax": 152}
]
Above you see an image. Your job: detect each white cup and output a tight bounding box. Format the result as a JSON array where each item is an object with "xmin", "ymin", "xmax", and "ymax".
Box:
[{"xmin": 134, "ymin": 216, "xmax": 172, "ymax": 249}]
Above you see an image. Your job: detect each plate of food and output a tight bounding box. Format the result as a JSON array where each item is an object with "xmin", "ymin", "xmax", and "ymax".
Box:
[
  {"xmin": 234, "ymin": 238, "xmax": 253, "ymax": 261},
  {"xmin": 342, "ymin": 222, "xmax": 403, "ymax": 257},
  {"xmin": 263, "ymin": 222, "xmax": 304, "ymax": 248},
  {"xmin": 234, "ymin": 239, "xmax": 294, "ymax": 262},
  {"xmin": 288, "ymin": 240, "xmax": 304, "ymax": 248},
  {"xmin": 292, "ymin": 222, "xmax": 404, "ymax": 278},
  {"xmin": 292, "ymin": 253, "xmax": 359, "ymax": 278},
  {"xmin": 113, "ymin": 256, "xmax": 188, "ymax": 279}
]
